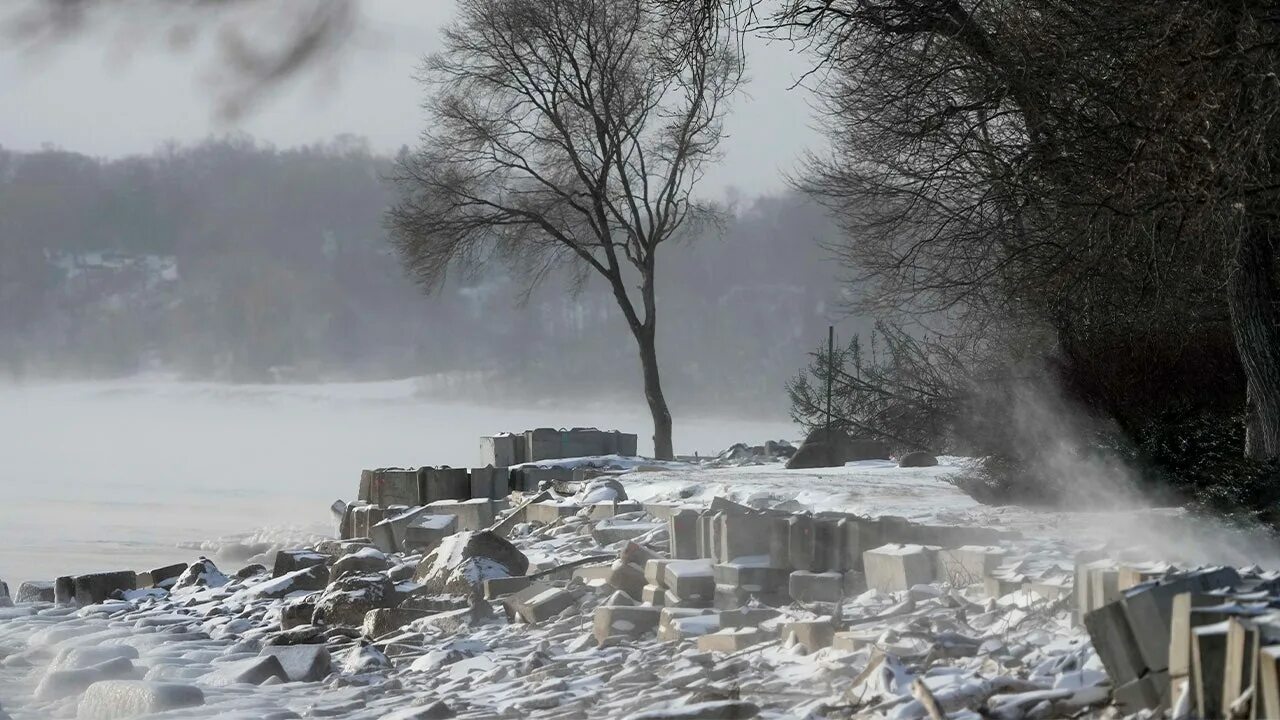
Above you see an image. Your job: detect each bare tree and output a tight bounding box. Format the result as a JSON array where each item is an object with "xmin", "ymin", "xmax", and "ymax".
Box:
[
  {"xmin": 760, "ymin": 0, "xmax": 1280, "ymax": 461},
  {"xmin": 388, "ymin": 0, "xmax": 742, "ymax": 460}
]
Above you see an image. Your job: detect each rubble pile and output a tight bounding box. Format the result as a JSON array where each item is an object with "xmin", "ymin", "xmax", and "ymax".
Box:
[{"xmin": 3, "ymin": 434, "xmax": 1261, "ymax": 719}]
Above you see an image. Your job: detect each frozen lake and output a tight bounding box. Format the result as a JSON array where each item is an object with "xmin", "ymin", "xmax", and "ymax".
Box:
[{"xmin": 0, "ymin": 379, "xmax": 796, "ymax": 586}]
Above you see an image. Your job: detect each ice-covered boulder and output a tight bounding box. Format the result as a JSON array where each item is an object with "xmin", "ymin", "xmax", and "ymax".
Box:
[
  {"xmin": 49, "ymin": 646, "xmax": 139, "ymax": 672},
  {"xmin": 312, "ymin": 573, "xmax": 397, "ymax": 627},
  {"xmin": 412, "ymin": 531, "xmax": 529, "ymax": 597},
  {"xmin": 272, "ymin": 549, "xmax": 328, "ymax": 578},
  {"xmin": 248, "ymin": 564, "xmax": 329, "ymax": 600},
  {"xmin": 260, "ymin": 645, "xmax": 332, "ymax": 682},
  {"xmin": 75, "ymin": 681, "xmax": 204, "ymax": 719},
  {"xmin": 16, "ymin": 581, "xmax": 55, "ymax": 604},
  {"xmin": 342, "ymin": 640, "xmax": 391, "ymax": 674},
  {"xmin": 72, "ymin": 572, "xmax": 137, "ymax": 605},
  {"xmin": 201, "ymin": 655, "xmax": 288, "ymax": 686},
  {"xmin": 34, "ymin": 657, "xmax": 136, "ymax": 701},
  {"xmin": 332, "ymin": 547, "xmax": 391, "ymax": 580},
  {"xmin": 171, "ymin": 558, "xmax": 228, "ymax": 591}
]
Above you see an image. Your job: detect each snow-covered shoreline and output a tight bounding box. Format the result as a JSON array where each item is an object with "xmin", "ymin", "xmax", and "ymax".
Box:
[{"xmin": 2, "ymin": 458, "xmax": 1272, "ymax": 719}]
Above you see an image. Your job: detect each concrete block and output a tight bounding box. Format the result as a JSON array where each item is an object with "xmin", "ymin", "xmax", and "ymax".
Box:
[
  {"xmin": 606, "ymin": 560, "xmax": 647, "ymax": 600},
  {"xmin": 664, "ymin": 560, "xmax": 715, "ymax": 605},
  {"xmin": 570, "ymin": 564, "xmax": 613, "ymax": 583},
  {"xmin": 1193, "ymin": 621, "xmax": 1230, "ymax": 720},
  {"xmin": 469, "ymin": 466, "xmax": 510, "ymax": 500},
  {"xmin": 1090, "ymin": 566, "xmax": 1121, "ymax": 611},
  {"xmin": 713, "ymin": 563, "xmax": 789, "ymax": 594},
  {"xmin": 73, "ymin": 571, "xmax": 137, "ymax": 605},
  {"xmin": 1223, "ymin": 616, "xmax": 1256, "ymax": 718},
  {"xmin": 784, "ymin": 618, "xmax": 835, "ymax": 652},
  {"xmin": 480, "ymin": 433, "xmax": 525, "ymax": 468},
  {"xmin": 789, "ymin": 571, "xmax": 845, "ymax": 605},
  {"xmin": 359, "ymin": 468, "xmax": 420, "ymax": 506},
  {"xmin": 1169, "ymin": 592, "xmax": 1233, "ymax": 710},
  {"xmin": 424, "ymin": 499, "xmax": 495, "ymax": 531},
  {"xmin": 525, "ymin": 428, "xmax": 562, "ymax": 462},
  {"xmin": 1114, "ymin": 671, "xmax": 1169, "ymax": 715},
  {"xmin": 524, "ymin": 502, "xmax": 580, "ymax": 525},
  {"xmin": 935, "ymin": 546, "xmax": 1007, "ymax": 586},
  {"xmin": 862, "ymin": 544, "xmax": 936, "ymax": 592},
  {"xmin": 697, "ymin": 628, "xmax": 769, "ymax": 653},
  {"xmin": 645, "ymin": 559, "xmax": 671, "ymax": 588},
  {"xmin": 403, "ymin": 513, "xmax": 459, "ymax": 553},
  {"xmin": 670, "ymin": 509, "xmax": 701, "ymax": 559},
  {"xmin": 713, "ymin": 585, "xmax": 750, "ymax": 610},
  {"xmin": 593, "ymin": 605, "xmax": 661, "ymax": 645},
  {"xmin": 814, "ymin": 517, "xmax": 846, "ymax": 572},
  {"xmin": 420, "ymin": 467, "xmax": 471, "ymax": 504},
  {"xmin": 1258, "ymin": 644, "xmax": 1280, "ymax": 720},
  {"xmin": 1084, "ymin": 600, "xmax": 1148, "ymax": 685},
  {"xmin": 502, "ymin": 583, "xmax": 576, "ymax": 624},
  {"xmin": 787, "ymin": 515, "xmax": 819, "ymax": 572},
  {"xmin": 716, "ymin": 513, "xmax": 773, "ymax": 564},
  {"xmin": 768, "ymin": 516, "xmax": 792, "ymax": 570},
  {"xmin": 483, "ymin": 575, "xmax": 532, "ymax": 600},
  {"xmin": 642, "ymin": 585, "xmax": 667, "ymax": 606},
  {"xmin": 660, "ymin": 612, "xmax": 722, "ymax": 641}
]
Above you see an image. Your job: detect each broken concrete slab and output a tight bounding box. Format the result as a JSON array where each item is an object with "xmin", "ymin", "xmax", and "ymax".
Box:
[
  {"xmin": 483, "ymin": 576, "xmax": 533, "ymax": 600},
  {"xmin": 606, "ymin": 560, "xmax": 646, "ymax": 600},
  {"xmin": 403, "ymin": 514, "xmax": 459, "ymax": 553},
  {"xmin": 423, "ymin": 499, "xmax": 495, "ymax": 531},
  {"xmin": 502, "ymin": 583, "xmax": 576, "ymax": 625}
]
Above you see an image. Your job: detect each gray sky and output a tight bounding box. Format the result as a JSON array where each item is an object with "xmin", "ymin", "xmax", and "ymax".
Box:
[{"xmin": 0, "ymin": 1, "xmax": 820, "ymax": 198}]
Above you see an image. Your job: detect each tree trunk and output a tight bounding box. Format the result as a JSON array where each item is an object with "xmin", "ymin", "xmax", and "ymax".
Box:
[
  {"xmin": 1228, "ymin": 221, "xmax": 1280, "ymax": 459},
  {"xmin": 635, "ymin": 328, "xmax": 675, "ymax": 460}
]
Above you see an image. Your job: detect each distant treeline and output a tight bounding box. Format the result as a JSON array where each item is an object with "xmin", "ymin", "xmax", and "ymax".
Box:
[{"xmin": 0, "ymin": 137, "xmax": 848, "ymax": 413}]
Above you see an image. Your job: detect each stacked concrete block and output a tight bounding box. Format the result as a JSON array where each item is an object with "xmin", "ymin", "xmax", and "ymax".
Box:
[
  {"xmin": 715, "ymin": 513, "xmax": 773, "ymax": 564},
  {"xmin": 347, "ymin": 505, "xmax": 385, "ymax": 540},
  {"xmin": 480, "ymin": 433, "xmax": 527, "ymax": 468},
  {"xmin": 863, "ymin": 544, "xmax": 937, "ymax": 592},
  {"xmin": 1258, "ymin": 642, "xmax": 1280, "ymax": 719},
  {"xmin": 663, "ymin": 559, "xmax": 715, "ymax": 607},
  {"xmin": 370, "ymin": 506, "xmax": 432, "ymax": 553},
  {"xmin": 668, "ymin": 509, "xmax": 701, "ymax": 560},
  {"xmin": 659, "ymin": 610, "xmax": 722, "ymax": 641},
  {"xmin": 711, "ymin": 562, "xmax": 789, "ymax": 610},
  {"xmin": 358, "ymin": 468, "xmax": 420, "ymax": 507}
]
